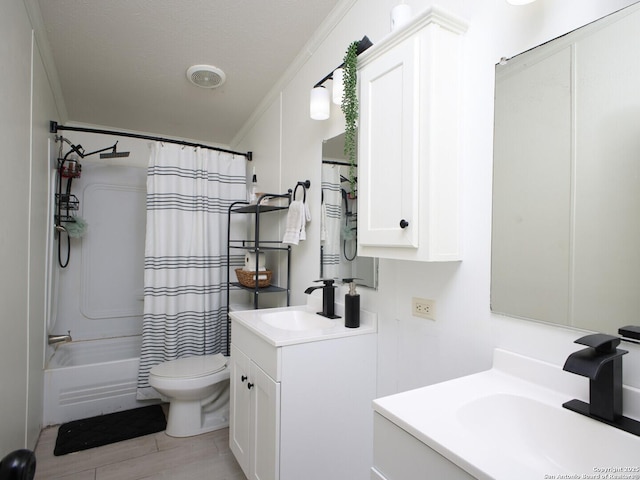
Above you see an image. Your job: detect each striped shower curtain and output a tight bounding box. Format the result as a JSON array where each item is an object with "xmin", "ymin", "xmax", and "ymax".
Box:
[
  {"xmin": 137, "ymin": 142, "xmax": 246, "ymax": 400},
  {"xmin": 321, "ymin": 164, "xmax": 343, "ymax": 279}
]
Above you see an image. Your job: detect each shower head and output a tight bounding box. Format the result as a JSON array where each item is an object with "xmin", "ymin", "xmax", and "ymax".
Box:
[
  {"xmin": 100, "ymin": 142, "xmax": 130, "ymax": 159},
  {"xmin": 100, "ymin": 151, "xmax": 130, "ymax": 159}
]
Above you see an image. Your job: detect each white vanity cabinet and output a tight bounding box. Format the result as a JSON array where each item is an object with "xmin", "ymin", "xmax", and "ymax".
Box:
[
  {"xmin": 229, "ymin": 317, "xmax": 377, "ymax": 480},
  {"xmin": 357, "ymin": 7, "xmax": 467, "ymax": 262},
  {"xmin": 371, "ymin": 413, "xmax": 474, "ymax": 480},
  {"xmin": 229, "ymin": 344, "xmax": 280, "ymax": 480}
]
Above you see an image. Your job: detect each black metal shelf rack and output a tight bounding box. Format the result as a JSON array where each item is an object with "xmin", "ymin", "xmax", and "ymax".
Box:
[
  {"xmin": 225, "ymin": 192, "xmax": 292, "ymax": 354},
  {"xmin": 225, "ymin": 181, "xmax": 311, "ymax": 354}
]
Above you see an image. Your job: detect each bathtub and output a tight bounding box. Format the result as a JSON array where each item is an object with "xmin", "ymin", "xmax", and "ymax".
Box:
[{"xmin": 43, "ymin": 336, "xmax": 152, "ymax": 426}]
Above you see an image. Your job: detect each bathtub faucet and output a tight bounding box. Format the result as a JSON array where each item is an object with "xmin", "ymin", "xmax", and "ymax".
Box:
[{"xmin": 48, "ymin": 331, "xmax": 72, "ymax": 346}]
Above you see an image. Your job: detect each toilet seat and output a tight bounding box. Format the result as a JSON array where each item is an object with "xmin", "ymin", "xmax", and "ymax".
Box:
[{"xmin": 150, "ymin": 354, "xmax": 227, "ymax": 380}]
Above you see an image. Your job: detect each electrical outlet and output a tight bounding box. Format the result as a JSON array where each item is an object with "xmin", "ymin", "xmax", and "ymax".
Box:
[{"xmin": 412, "ymin": 297, "xmax": 436, "ymax": 320}]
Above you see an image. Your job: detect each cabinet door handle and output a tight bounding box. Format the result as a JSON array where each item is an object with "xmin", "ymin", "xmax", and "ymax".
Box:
[
  {"xmin": 247, "ymin": 382, "xmax": 254, "ymax": 390},
  {"xmin": 241, "ymin": 375, "xmax": 248, "ymax": 382},
  {"xmin": 399, "ymin": 219, "xmax": 409, "ymax": 229}
]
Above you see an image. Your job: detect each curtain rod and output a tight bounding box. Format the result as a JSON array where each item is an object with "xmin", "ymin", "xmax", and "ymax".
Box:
[
  {"xmin": 49, "ymin": 121, "xmax": 252, "ymax": 161},
  {"xmin": 322, "ymin": 160, "xmax": 353, "ymax": 167}
]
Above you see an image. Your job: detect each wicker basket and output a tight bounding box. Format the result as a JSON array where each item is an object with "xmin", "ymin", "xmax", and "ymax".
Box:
[{"xmin": 235, "ymin": 268, "xmax": 272, "ymax": 288}]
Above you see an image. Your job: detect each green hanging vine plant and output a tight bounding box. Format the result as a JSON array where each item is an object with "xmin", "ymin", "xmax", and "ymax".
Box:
[{"xmin": 341, "ymin": 40, "xmax": 359, "ymax": 198}]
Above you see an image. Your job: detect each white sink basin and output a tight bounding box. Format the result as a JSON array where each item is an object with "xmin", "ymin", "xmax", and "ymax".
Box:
[
  {"xmin": 457, "ymin": 393, "xmax": 637, "ymax": 474},
  {"xmin": 373, "ymin": 349, "xmax": 640, "ymax": 480},
  {"xmin": 229, "ymin": 303, "xmax": 377, "ymax": 347},
  {"xmin": 260, "ymin": 310, "xmax": 335, "ymax": 331}
]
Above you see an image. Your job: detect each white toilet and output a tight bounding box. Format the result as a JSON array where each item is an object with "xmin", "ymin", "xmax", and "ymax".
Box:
[{"xmin": 149, "ymin": 353, "xmax": 230, "ymax": 437}]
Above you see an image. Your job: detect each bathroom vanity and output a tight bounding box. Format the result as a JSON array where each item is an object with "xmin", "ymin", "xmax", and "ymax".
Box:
[
  {"xmin": 371, "ymin": 349, "xmax": 640, "ymax": 480},
  {"xmin": 229, "ymin": 301, "xmax": 377, "ymax": 480}
]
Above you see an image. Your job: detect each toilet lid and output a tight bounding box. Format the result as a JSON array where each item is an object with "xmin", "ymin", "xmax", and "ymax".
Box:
[{"xmin": 150, "ymin": 354, "xmax": 227, "ymax": 379}]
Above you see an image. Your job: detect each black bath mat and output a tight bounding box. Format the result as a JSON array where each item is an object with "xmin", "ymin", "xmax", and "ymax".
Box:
[{"xmin": 54, "ymin": 405, "xmax": 166, "ymax": 456}]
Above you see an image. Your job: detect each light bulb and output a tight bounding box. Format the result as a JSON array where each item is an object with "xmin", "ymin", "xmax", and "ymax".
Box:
[{"xmin": 310, "ymin": 86, "xmax": 330, "ymax": 120}]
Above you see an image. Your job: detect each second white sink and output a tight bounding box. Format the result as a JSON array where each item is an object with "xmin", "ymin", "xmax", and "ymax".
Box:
[
  {"xmin": 260, "ymin": 310, "xmax": 335, "ymax": 331},
  {"xmin": 373, "ymin": 349, "xmax": 640, "ymax": 479},
  {"xmin": 457, "ymin": 392, "xmax": 637, "ymax": 474}
]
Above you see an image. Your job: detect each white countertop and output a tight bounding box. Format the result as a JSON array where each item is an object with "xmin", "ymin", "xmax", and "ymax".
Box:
[
  {"xmin": 229, "ymin": 297, "xmax": 377, "ymax": 347},
  {"xmin": 373, "ymin": 349, "xmax": 640, "ymax": 480}
]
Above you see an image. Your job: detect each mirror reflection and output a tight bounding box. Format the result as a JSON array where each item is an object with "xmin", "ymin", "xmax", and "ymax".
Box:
[
  {"xmin": 491, "ymin": 4, "xmax": 640, "ymax": 335},
  {"xmin": 321, "ymin": 133, "xmax": 378, "ymax": 289}
]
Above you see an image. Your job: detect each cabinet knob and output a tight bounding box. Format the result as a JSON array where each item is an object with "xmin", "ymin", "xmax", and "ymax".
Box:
[
  {"xmin": 399, "ymin": 219, "xmax": 409, "ymax": 229},
  {"xmin": 247, "ymin": 382, "xmax": 254, "ymax": 390},
  {"xmin": 241, "ymin": 375, "xmax": 248, "ymax": 382}
]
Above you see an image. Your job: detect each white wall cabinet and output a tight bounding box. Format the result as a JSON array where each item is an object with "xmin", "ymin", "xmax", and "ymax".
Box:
[
  {"xmin": 357, "ymin": 7, "xmax": 467, "ymax": 262},
  {"xmin": 229, "ymin": 319, "xmax": 377, "ymax": 480}
]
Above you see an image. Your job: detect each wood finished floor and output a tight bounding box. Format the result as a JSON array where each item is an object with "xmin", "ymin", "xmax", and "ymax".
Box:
[{"xmin": 34, "ymin": 425, "xmax": 247, "ymax": 480}]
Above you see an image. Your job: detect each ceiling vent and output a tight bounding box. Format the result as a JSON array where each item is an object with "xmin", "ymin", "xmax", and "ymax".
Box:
[{"xmin": 186, "ymin": 65, "xmax": 226, "ymax": 89}]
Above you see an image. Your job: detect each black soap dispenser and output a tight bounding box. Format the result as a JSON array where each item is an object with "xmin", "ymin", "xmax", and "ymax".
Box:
[{"xmin": 342, "ymin": 278, "xmax": 360, "ymax": 328}]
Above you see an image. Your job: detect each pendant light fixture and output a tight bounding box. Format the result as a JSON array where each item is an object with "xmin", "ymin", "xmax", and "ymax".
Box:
[
  {"xmin": 310, "ymin": 85, "xmax": 330, "ymax": 120},
  {"xmin": 309, "ymin": 36, "xmax": 373, "ymax": 121}
]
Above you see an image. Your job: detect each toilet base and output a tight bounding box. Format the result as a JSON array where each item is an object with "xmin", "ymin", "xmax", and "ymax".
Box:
[{"xmin": 165, "ymin": 380, "xmax": 230, "ymax": 438}]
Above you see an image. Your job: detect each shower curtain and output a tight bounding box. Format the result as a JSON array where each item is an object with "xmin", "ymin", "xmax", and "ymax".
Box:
[
  {"xmin": 137, "ymin": 143, "xmax": 245, "ymax": 400},
  {"xmin": 321, "ymin": 164, "xmax": 342, "ymax": 279}
]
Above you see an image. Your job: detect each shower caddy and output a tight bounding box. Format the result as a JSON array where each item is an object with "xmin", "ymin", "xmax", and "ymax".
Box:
[
  {"xmin": 53, "ymin": 133, "xmax": 129, "ymax": 268},
  {"xmin": 225, "ymin": 180, "xmax": 311, "ymax": 339}
]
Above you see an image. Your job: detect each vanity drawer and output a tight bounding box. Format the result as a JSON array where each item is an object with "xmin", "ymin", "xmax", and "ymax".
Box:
[
  {"xmin": 373, "ymin": 413, "xmax": 474, "ymax": 480},
  {"xmin": 230, "ymin": 320, "xmax": 281, "ymax": 380}
]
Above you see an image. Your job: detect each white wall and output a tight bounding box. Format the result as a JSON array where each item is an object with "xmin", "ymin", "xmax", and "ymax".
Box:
[
  {"xmin": 235, "ymin": 0, "xmax": 640, "ymax": 399},
  {"xmin": 0, "ymin": 0, "xmax": 32, "ymax": 455},
  {"xmin": 0, "ymin": 0, "xmax": 60, "ymax": 454},
  {"xmin": 28, "ymin": 37, "xmax": 60, "ymax": 450}
]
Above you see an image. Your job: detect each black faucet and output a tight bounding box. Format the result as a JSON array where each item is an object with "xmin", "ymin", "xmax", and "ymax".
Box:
[
  {"xmin": 562, "ymin": 333, "xmax": 640, "ymax": 436},
  {"xmin": 304, "ymin": 279, "xmax": 340, "ymax": 319}
]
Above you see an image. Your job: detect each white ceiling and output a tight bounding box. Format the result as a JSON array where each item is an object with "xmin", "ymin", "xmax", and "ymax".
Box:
[{"xmin": 36, "ymin": 0, "xmax": 342, "ymax": 146}]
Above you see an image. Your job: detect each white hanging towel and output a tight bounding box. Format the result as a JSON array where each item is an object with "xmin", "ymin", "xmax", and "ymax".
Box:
[
  {"xmin": 300, "ymin": 200, "xmax": 311, "ymax": 241},
  {"xmin": 282, "ymin": 200, "xmax": 311, "ymax": 245}
]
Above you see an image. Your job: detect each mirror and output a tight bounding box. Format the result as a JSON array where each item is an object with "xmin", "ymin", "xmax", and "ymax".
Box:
[
  {"xmin": 321, "ymin": 133, "xmax": 378, "ymax": 289},
  {"xmin": 491, "ymin": 4, "xmax": 640, "ymax": 335}
]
